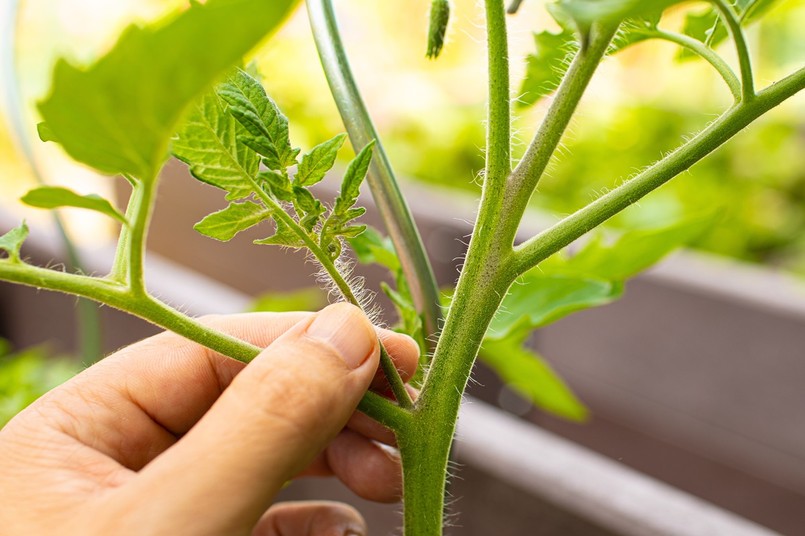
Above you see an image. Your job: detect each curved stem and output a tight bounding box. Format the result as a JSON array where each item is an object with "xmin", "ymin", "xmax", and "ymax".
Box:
[
  {"xmin": 711, "ymin": 0, "xmax": 755, "ymax": 101},
  {"xmin": 306, "ymin": 0, "xmax": 443, "ymax": 350},
  {"xmin": 484, "ymin": 0, "xmax": 511, "ymax": 183},
  {"xmin": 648, "ymin": 29, "xmax": 741, "ymax": 102},
  {"xmin": 126, "ymin": 177, "xmax": 158, "ymax": 295},
  {"xmin": 511, "ymin": 66, "xmax": 805, "ymax": 276}
]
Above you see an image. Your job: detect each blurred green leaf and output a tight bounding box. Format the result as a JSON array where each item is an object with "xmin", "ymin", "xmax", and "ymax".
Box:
[
  {"xmin": 487, "ymin": 275, "xmax": 620, "ymax": 341},
  {"xmin": 480, "ymin": 337, "xmax": 588, "ymax": 421},
  {"xmin": 348, "ymin": 226, "xmax": 401, "ymax": 273},
  {"xmin": 249, "ymin": 287, "xmax": 327, "ymax": 312},
  {"xmin": 517, "ymin": 29, "xmax": 577, "ymax": 108},
  {"xmin": 38, "ymin": 0, "xmax": 298, "ymax": 179},
  {"xmin": 173, "ymin": 91, "xmax": 259, "ymax": 201},
  {"xmin": 296, "ymin": 133, "xmax": 347, "ymax": 187},
  {"xmin": 0, "ymin": 222, "xmax": 29, "ymax": 263},
  {"xmin": 426, "ymin": 0, "xmax": 451, "ymax": 59},
  {"xmin": 555, "ymin": 0, "xmax": 679, "ymax": 28},
  {"xmin": 21, "ymin": 187, "xmax": 127, "ymax": 224},
  {"xmin": 193, "ymin": 200, "xmax": 270, "ymax": 241}
]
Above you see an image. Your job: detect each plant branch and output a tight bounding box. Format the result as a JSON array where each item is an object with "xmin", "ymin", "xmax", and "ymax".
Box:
[
  {"xmin": 358, "ymin": 390, "xmax": 412, "ymax": 431},
  {"xmin": 711, "ymin": 0, "xmax": 755, "ymax": 101},
  {"xmin": 484, "ymin": 0, "xmax": 511, "ymax": 183},
  {"xmin": 647, "ymin": 28, "xmax": 741, "ymax": 102},
  {"xmin": 125, "ymin": 177, "xmax": 158, "ymax": 296},
  {"xmin": 506, "ymin": 22, "xmax": 618, "ymax": 235},
  {"xmin": 306, "ymin": 0, "xmax": 443, "ymax": 351},
  {"xmin": 511, "ymin": 66, "xmax": 805, "ymax": 276}
]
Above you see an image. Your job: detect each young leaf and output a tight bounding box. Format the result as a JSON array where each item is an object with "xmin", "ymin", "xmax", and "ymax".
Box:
[
  {"xmin": 295, "ymin": 133, "xmax": 347, "ymax": 187},
  {"xmin": 173, "ymin": 91, "xmax": 259, "ymax": 201},
  {"xmin": 218, "ymin": 69, "xmax": 300, "ymax": 171},
  {"xmin": 254, "ymin": 219, "xmax": 305, "ymax": 248},
  {"xmin": 480, "ymin": 338, "xmax": 589, "ymax": 421},
  {"xmin": 258, "ymin": 170, "xmax": 294, "ymax": 202},
  {"xmin": 427, "ymin": 0, "xmax": 451, "ymax": 59},
  {"xmin": 292, "ymin": 187, "xmax": 327, "ymax": 232},
  {"xmin": 348, "ymin": 226, "xmax": 401, "ymax": 273},
  {"xmin": 486, "ymin": 275, "xmax": 620, "ymax": 341},
  {"xmin": 0, "ymin": 222, "xmax": 29, "ymax": 263},
  {"xmin": 38, "ymin": 0, "xmax": 298, "ymax": 179},
  {"xmin": 21, "ymin": 186, "xmax": 127, "ymax": 224},
  {"xmin": 193, "ymin": 200, "xmax": 270, "ymax": 241},
  {"xmin": 517, "ymin": 29, "xmax": 577, "ymax": 108},
  {"xmin": 556, "ymin": 0, "xmax": 680, "ymax": 28}
]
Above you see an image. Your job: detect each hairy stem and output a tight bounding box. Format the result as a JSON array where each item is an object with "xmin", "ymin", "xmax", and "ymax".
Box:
[
  {"xmin": 648, "ymin": 29, "xmax": 741, "ymax": 102},
  {"xmin": 507, "ymin": 22, "xmax": 618, "ymax": 238},
  {"xmin": 511, "ymin": 66, "xmax": 805, "ymax": 276},
  {"xmin": 306, "ymin": 0, "xmax": 443, "ymax": 350},
  {"xmin": 711, "ymin": 0, "xmax": 755, "ymax": 101},
  {"xmin": 484, "ymin": 0, "xmax": 511, "ymax": 183}
]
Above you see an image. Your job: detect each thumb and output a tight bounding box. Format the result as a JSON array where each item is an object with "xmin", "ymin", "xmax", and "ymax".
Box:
[{"xmin": 119, "ymin": 303, "xmax": 380, "ymax": 534}]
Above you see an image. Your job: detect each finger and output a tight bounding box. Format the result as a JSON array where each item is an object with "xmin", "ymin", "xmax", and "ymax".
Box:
[
  {"xmin": 114, "ymin": 303, "xmax": 382, "ymax": 534},
  {"xmin": 325, "ymin": 430, "xmax": 402, "ymax": 503},
  {"xmin": 370, "ymin": 328, "xmax": 419, "ymax": 389},
  {"xmin": 25, "ymin": 311, "xmax": 418, "ymax": 471},
  {"xmin": 253, "ymin": 501, "xmax": 366, "ymax": 536}
]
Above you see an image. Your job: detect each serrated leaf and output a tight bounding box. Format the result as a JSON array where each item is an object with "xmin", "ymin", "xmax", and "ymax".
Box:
[
  {"xmin": 487, "ymin": 275, "xmax": 620, "ymax": 341},
  {"xmin": 0, "ymin": 222, "xmax": 29, "ymax": 263},
  {"xmin": 332, "ymin": 141, "xmax": 374, "ymax": 221},
  {"xmin": 517, "ymin": 29, "xmax": 577, "ymax": 108},
  {"xmin": 258, "ymin": 170, "xmax": 294, "ymax": 201},
  {"xmin": 295, "ymin": 133, "xmax": 347, "ymax": 187},
  {"xmin": 193, "ymin": 200, "xmax": 270, "ymax": 241},
  {"xmin": 21, "ymin": 186, "xmax": 127, "ymax": 224},
  {"xmin": 254, "ymin": 218, "xmax": 305, "ymax": 248},
  {"xmin": 218, "ymin": 69, "xmax": 299, "ymax": 171},
  {"xmin": 37, "ymin": 0, "xmax": 297, "ymax": 179},
  {"xmin": 292, "ymin": 187, "xmax": 326, "ymax": 232},
  {"xmin": 173, "ymin": 91, "xmax": 258, "ymax": 201},
  {"xmin": 480, "ymin": 338, "xmax": 588, "ymax": 421},
  {"xmin": 426, "ymin": 0, "xmax": 451, "ymax": 59}
]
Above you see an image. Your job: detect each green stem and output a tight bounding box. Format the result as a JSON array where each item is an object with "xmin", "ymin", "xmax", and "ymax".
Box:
[
  {"xmin": 484, "ymin": 0, "xmax": 511, "ymax": 183},
  {"xmin": 711, "ymin": 0, "xmax": 755, "ymax": 101},
  {"xmin": 110, "ymin": 177, "xmax": 141, "ymax": 283},
  {"xmin": 507, "ymin": 22, "xmax": 617, "ymax": 237},
  {"xmin": 249, "ymin": 173, "xmax": 414, "ymax": 409},
  {"xmin": 126, "ymin": 177, "xmax": 158, "ymax": 295},
  {"xmin": 0, "ymin": 258, "xmax": 406, "ymax": 423},
  {"xmin": 511, "ymin": 66, "xmax": 805, "ymax": 276},
  {"xmin": 306, "ymin": 0, "xmax": 443, "ymax": 350},
  {"xmin": 648, "ymin": 28, "xmax": 741, "ymax": 102}
]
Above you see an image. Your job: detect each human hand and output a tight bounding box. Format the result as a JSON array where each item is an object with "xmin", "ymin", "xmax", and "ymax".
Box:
[{"xmin": 0, "ymin": 303, "xmax": 418, "ymax": 535}]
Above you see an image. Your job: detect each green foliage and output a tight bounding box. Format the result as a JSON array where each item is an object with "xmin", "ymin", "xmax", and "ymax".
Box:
[
  {"xmin": 21, "ymin": 187, "xmax": 127, "ymax": 224},
  {"xmin": 556, "ymin": 0, "xmax": 678, "ymax": 29},
  {"xmin": 0, "ymin": 222, "xmax": 29, "ymax": 263},
  {"xmin": 249, "ymin": 287, "xmax": 327, "ymax": 312},
  {"xmin": 679, "ymin": 0, "xmax": 785, "ymax": 59},
  {"xmin": 480, "ymin": 338, "xmax": 588, "ymax": 421},
  {"xmin": 427, "ymin": 0, "xmax": 451, "ymax": 59},
  {"xmin": 0, "ymin": 341, "xmax": 79, "ymax": 428},
  {"xmin": 174, "ymin": 68, "xmax": 375, "ymax": 269},
  {"xmin": 517, "ymin": 29, "xmax": 577, "ymax": 108},
  {"xmin": 37, "ymin": 0, "xmax": 298, "ymax": 180}
]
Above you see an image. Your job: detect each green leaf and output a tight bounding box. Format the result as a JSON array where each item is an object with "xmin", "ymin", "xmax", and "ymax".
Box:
[
  {"xmin": 254, "ymin": 218, "xmax": 305, "ymax": 248},
  {"xmin": 517, "ymin": 29, "xmax": 577, "ymax": 108},
  {"xmin": 258, "ymin": 170, "xmax": 294, "ymax": 201},
  {"xmin": 487, "ymin": 275, "xmax": 620, "ymax": 341},
  {"xmin": 21, "ymin": 186, "xmax": 127, "ymax": 224},
  {"xmin": 0, "ymin": 222, "xmax": 29, "ymax": 263},
  {"xmin": 173, "ymin": 91, "xmax": 259, "ymax": 201},
  {"xmin": 348, "ymin": 226, "xmax": 401, "ymax": 273},
  {"xmin": 249, "ymin": 287, "xmax": 327, "ymax": 312},
  {"xmin": 218, "ymin": 69, "xmax": 300, "ymax": 171},
  {"xmin": 193, "ymin": 200, "xmax": 270, "ymax": 241},
  {"xmin": 544, "ymin": 215, "xmax": 713, "ymax": 281},
  {"xmin": 426, "ymin": 0, "xmax": 451, "ymax": 59},
  {"xmin": 480, "ymin": 338, "xmax": 588, "ymax": 421},
  {"xmin": 556, "ymin": 0, "xmax": 680, "ymax": 27},
  {"xmin": 295, "ymin": 133, "xmax": 347, "ymax": 187},
  {"xmin": 37, "ymin": 0, "xmax": 298, "ymax": 179},
  {"xmin": 292, "ymin": 187, "xmax": 326, "ymax": 232}
]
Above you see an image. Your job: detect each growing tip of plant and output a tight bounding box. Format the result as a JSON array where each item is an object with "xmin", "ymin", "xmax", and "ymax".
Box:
[{"xmin": 426, "ymin": 0, "xmax": 450, "ymax": 59}]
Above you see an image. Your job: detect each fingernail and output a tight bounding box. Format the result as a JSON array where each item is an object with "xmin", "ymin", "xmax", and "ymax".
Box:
[{"xmin": 306, "ymin": 303, "xmax": 376, "ymax": 370}]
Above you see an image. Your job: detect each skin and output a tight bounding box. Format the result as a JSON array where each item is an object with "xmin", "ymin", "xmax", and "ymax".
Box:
[{"xmin": 0, "ymin": 303, "xmax": 419, "ymax": 536}]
